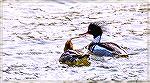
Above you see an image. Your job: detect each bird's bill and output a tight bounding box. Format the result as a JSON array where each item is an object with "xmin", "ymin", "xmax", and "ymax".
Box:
[
  {"xmin": 79, "ymin": 31, "xmax": 90, "ymax": 36},
  {"xmin": 70, "ymin": 31, "xmax": 90, "ymax": 40}
]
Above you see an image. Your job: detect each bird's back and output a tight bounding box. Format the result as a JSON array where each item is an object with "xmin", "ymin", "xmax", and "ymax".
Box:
[{"xmin": 99, "ymin": 42, "xmax": 128, "ymax": 55}]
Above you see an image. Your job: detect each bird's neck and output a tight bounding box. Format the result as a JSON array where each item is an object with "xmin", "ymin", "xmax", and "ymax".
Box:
[
  {"xmin": 93, "ymin": 35, "xmax": 102, "ymax": 43},
  {"xmin": 93, "ymin": 34, "xmax": 101, "ymax": 38}
]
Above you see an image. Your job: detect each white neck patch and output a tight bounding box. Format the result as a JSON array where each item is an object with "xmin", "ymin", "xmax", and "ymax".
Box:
[{"xmin": 92, "ymin": 35, "xmax": 101, "ymax": 43}]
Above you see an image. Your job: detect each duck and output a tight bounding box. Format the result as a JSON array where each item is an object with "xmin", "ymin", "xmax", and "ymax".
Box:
[
  {"xmin": 59, "ymin": 39, "xmax": 91, "ymax": 67},
  {"xmin": 79, "ymin": 22, "xmax": 128, "ymax": 58}
]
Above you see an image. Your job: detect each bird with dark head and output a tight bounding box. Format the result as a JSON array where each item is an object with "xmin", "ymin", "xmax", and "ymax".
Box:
[{"xmin": 79, "ymin": 22, "xmax": 128, "ymax": 58}]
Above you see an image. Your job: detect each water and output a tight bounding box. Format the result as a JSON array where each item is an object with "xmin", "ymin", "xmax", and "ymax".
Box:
[{"xmin": 1, "ymin": 1, "xmax": 148, "ymax": 81}]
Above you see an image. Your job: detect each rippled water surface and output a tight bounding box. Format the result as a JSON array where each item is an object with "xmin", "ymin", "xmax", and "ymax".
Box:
[{"xmin": 2, "ymin": 1, "xmax": 148, "ymax": 81}]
